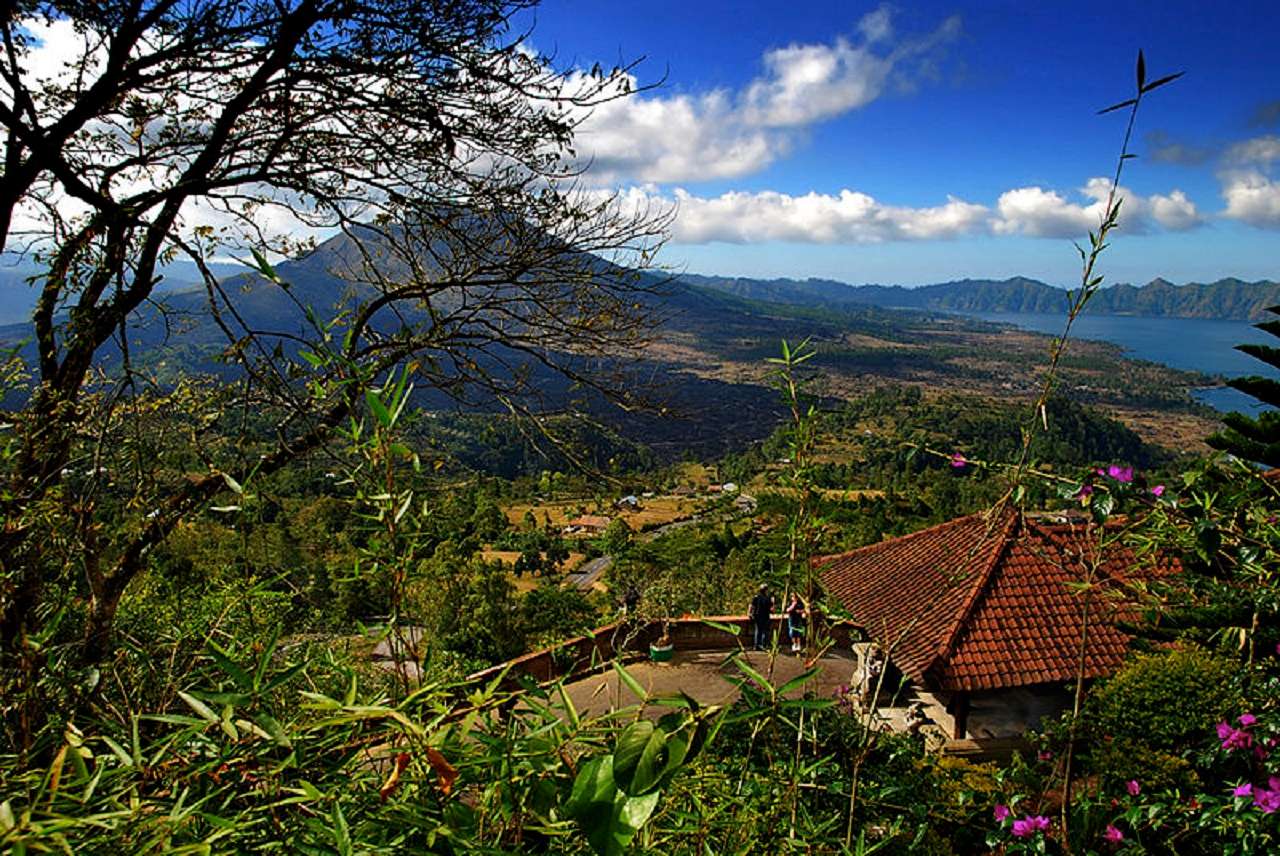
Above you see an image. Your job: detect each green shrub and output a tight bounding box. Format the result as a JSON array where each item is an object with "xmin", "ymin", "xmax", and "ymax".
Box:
[
  {"xmin": 1090, "ymin": 737, "xmax": 1199, "ymax": 792},
  {"xmin": 1085, "ymin": 646, "xmax": 1244, "ymax": 751}
]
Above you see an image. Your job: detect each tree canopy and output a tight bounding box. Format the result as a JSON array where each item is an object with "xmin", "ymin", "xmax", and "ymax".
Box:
[
  {"xmin": 0, "ymin": 0, "xmax": 667, "ymax": 739},
  {"xmin": 1207, "ymin": 305, "xmax": 1280, "ymax": 467}
]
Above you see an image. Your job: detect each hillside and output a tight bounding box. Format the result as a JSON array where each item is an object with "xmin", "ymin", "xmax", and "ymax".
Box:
[
  {"xmin": 0, "ymin": 228, "xmax": 1220, "ymax": 463},
  {"xmin": 682, "ymin": 273, "xmax": 1280, "ymax": 321}
]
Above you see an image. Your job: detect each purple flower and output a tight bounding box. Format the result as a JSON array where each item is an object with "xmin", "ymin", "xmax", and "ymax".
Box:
[
  {"xmin": 1218, "ymin": 720, "xmax": 1253, "ymax": 751},
  {"xmin": 950, "ymin": 453, "xmax": 968, "ymax": 469},
  {"xmin": 1106, "ymin": 464, "xmax": 1134, "ymax": 483},
  {"xmin": 1234, "ymin": 783, "xmax": 1254, "ymax": 798},
  {"xmin": 1075, "ymin": 484, "xmax": 1094, "ymax": 498},
  {"xmin": 1239, "ymin": 713, "xmax": 1257, "ymax": 727},
  {"xmin": 994, "ymin": 803, "xmax": 1010, "ymax": 822},
  {"xmin": 1011, "ymin": 815, "xmax": 1051, "ymax": 837},
  {"xmin": 1151, "ymin": 484, "xmax": 1165, "ymax": 497},
  {"xmin": 1255, "ymin": 785, "xmax": 1280, "ymax": 814},
  {"xmin": 1126, "ymin": 779, "xmax": 1141, "ymax": 796},
  {"xmin": 1104, "ymin": 824, "xmax": 1124, "ymax": 843}
]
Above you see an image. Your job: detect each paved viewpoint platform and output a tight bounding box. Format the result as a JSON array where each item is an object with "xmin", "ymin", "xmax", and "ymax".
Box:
[{"xmin": 562, "ymin": 647, "xmax": 860, "ymax": 718}]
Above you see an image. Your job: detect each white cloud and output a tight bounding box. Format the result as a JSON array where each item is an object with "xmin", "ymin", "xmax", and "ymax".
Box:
[
  {"xmin": 601, "ymin": 177, "xmax": 1201, "ymax": 246},
  {"xmin": 993, "ymin": 177, "xmax": 1200, "ymax": 238},
  {"xmin": 1148, "ymin": 190, "xmax": 1200, "ymax": 230},
  {"xmin": 741, "ymin": 38, "xmax": 891, "ymax": 128},
  {"xmin": 1226, "ymin": 135, "xmax": 1280, "ymax": 166},
  {"xmin": 603, "ymin": 187, "xmax": 988, "ymax": 244},
  {"xmin": 1218, "ymin": 136, "xmax": 1280, "ymax": 229},
  {"xmin": 10, "ymin": 16, "xmax": 103, "ymax": 85},
  {"xmin": 569, "ymin": 82, "xmax": 785, "ymax": 183},
  {"xmin": 567, "ymin": 6, "xmax": 961, "ymax": 184},
  {"xmin": 1221, "ymin": 170, "xmax": 1280, "ymax": 228},
  {"xmin": 859, "ymin": 7, "xmax": 895, "ymax": 43}
]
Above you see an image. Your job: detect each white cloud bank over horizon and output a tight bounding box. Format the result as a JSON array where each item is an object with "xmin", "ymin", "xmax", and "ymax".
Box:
[
  {"xmin": 606, "ymin": 177, "xmax": 1202, "ymax": 246},
  {"xmin": 993, "ymin": 178, "xmax": 1201, "ymax": 238}
]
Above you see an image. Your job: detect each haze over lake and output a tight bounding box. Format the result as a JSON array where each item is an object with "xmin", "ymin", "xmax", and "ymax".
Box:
[{"xmin": 959, "ymin": 311, "xmax": 1275, "ymax": 414}]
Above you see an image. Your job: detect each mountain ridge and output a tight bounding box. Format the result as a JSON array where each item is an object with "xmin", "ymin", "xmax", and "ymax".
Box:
[{"xmin": 678, "ymin": 273, "xmax": 1280, "ymax": 321}]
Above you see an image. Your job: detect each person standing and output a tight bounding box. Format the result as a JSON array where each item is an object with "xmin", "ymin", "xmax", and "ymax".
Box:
[
  {"xmin": 748, "ymin": 584, "xmax": 774, "ymax": 651},
  {"xmin": 786, "ymin": 593, "xmax": 806, "ymax": 653}
]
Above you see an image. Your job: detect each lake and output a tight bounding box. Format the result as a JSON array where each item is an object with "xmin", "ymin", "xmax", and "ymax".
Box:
[{"xmin": 958, "ymin": 311, "xmax": 1276, "ymax": 414}]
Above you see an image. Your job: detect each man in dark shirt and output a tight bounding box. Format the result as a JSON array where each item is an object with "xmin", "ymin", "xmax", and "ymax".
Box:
[{"xmin": 748, "ymin": 584, "xmax": 773, "ymax": 650}]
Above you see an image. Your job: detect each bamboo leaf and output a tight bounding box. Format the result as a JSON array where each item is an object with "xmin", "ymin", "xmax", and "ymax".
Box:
[
  {"xmin": 1141, "ymin": 71, "xmax": 1184, "ymax": 93},
  {"xmin": 729, "ymin": 655, "xmax": 774, "ymax": 698},
  {"xmin": 365, "ymin": 388, "xmax": 392, "ymax": 428},
  {"xmin": 100, "ymin": 735, "xmax": 133, "ymax": 767},
  {"xmin": 206, "ymin": 641, "xmax": 253, "ymax": 691},
  {"xmin": 612, "ymin": 721, "xmax": 667, "ymax": 795},
  {"xmin": 332, "ymin": 802, "xmax": 353, "ymax": 856},
  {"xmin": 612, "ymin": 661, "xmax": 648, "ymax": 703},
  {"xmin": 777, "ymin": 666, "xmax": 822, "ymax": 696},
  {"xmin": 178, "ymin": 691, "xmax": 219, "ymax": 723},
  {"xmin": 1097, "ymin": 97, "xmax": 1137, "ymax": 115}
]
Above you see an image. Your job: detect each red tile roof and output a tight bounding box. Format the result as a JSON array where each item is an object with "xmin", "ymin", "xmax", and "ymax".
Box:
[{"xmin": 816, "ymin": 508, "xmax": 1177, "ymax": 692}]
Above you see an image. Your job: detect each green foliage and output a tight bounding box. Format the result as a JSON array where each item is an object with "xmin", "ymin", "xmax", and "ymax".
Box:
[
  {"xmin": 0, "ymin": 648, "xmax": 706, "ymax": 854},
  {"xmin": 1088, "ymin": 646, "xmax": 1244, "ymax": 745},
  {"xmin": 1206, "ymin": 305, "xmax": 1280, "ymax": 466},
  {"xmin": 521, "ymin": 586, "xmax": 602, "ymax": 650}
]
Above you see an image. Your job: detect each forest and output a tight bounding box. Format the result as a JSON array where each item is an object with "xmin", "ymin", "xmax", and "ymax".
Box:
[{"xmin": 3, "ymin": 2, "xmax": 1280, "ymax": 854}]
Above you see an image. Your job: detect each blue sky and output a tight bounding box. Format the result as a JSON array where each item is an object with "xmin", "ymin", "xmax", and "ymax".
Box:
[{"xmin": 518, "ymin": 1, "xmax": 1280, "ymax": 286}]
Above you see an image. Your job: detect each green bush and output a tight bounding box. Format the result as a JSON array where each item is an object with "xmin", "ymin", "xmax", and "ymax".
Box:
[
  {"xmin": 1089, "ymin": 737, "xmax": 1199, "ymax": 792},
  {"xmin": 1085, "ymin": 646, "xmax": 1244, "ymax": 751}
]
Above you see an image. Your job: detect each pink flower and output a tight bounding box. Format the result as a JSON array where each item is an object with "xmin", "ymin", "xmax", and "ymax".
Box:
[
  {"xmin": 1126, "ymin": 779, "xmax": 1141, "ymax": 796},
  {"xmin": 950, "ymin": 453, "xmax": 968, "ymax": 469},
  {"xmin": 1106, "ymin": 464, "xmax": 1134, "ymax": 483},
  {"xmin": 1076, "ymin": 484, "xmax": 1094, "ymax": 498},
  {"xmin": 1011, "ymin": 815, "xmax": 1051, "ymax": 837},
  {"xmin": 1239, "ymin": 713, "xmax": 1257, "ymax": 727},
  {"xmin": 1151, "ymin": 484, "xmax": 1165, "ymax": 497},
  {"xmin": 1037, "ymin": 750, "xmax": 1053, "ymax": 762},
  {"xmin": 1254, "ymin": 785, "xmax": 1280, "ymax": 814},
  {"xmin": 1251, "ymin": 779, "xmax": 1280, "ymax": 813},
  {"xmin": 1218, "ymin": 720, "xmax": 1253, "ymax": 751},
  {"xmin": 1234, "ymin": 783, "xmax": 1254, "ymax": 798},
  {"xmin": 1104, "ymin": 824, "xmax": 1124, "ymax": 843},
  {"xmin": 993, "ymin": 803, "xmax": 1010, "ymax": 822}
]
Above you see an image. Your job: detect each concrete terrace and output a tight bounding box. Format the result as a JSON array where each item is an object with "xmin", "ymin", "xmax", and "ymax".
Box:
[
  {"xmin": 562, "ymin": 646, "xmax": 859, "ymax": 719},
  {"xmin": 466, "ymin": 617, "xmax": 1036, "ymax": 758}
]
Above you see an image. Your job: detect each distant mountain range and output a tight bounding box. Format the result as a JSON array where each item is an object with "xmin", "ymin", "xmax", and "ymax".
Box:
[
  {"xmin": 679, "ymin": 274, "xmax": 1280, "ymax": 322},
  {"xmin": 1, "ymin": 229, "xmax": 1228, "ymax": 463},
  {"xmin": 0, "ymin": 260, "xmax": 247, "ymax": 325}
]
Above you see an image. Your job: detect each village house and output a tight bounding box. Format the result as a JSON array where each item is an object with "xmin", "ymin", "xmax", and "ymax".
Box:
[
  {"xmin": 562, "ymin": 514, "xmax": 612, "ymax": 536},
  {"xmin": 815, "ymin": 508, "xmax": 1177, "ymax": 755}
]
